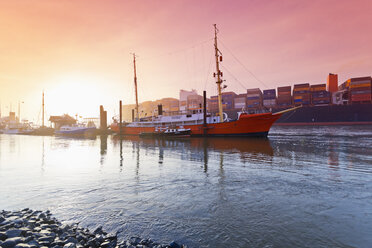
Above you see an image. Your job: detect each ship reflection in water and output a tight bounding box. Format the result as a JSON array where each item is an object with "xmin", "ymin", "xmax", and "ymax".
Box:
[
  {"xmin": 111, "ymin": 135, "xmax": 274, "ymax": 171},
  {"xmin": 1, "ymin": 126, "xmax": 372, "ymax": 248}
]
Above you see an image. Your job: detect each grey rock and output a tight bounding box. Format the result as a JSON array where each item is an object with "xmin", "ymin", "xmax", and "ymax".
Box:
[
  {"xmin": 63, "ymin": 243, "xmax": 76, "ymax": 248},
  {"xmin": 13, "ymin": 219, "xmax": 24, "ymax": 226},
  {"xmin": 94, "ymin": 234, "xmax": 104, "ymax": 243},
  {"xmin": 38, "ymin": 235, "xmax": 55, "ymax": 243},
  {"xmin": 169, "ymin": 241, "xmax": 181, "ymax": 248},
  {"xmin": 6, "ymin": 229, "xmax": 25, "ymax": 238},
  {"xmin": 39, "ymin": 229, "xmax": 56, "ymax": 238},
  {"xmin": 38, "ymin": 240, "xmax": 52, "ymax": 246},
  {"xmin": 1, "ymin": 239, "xmax": 16, "ymax": 248},
  {"xmin": 0, "ymin": 231, "xmax": 7, "ymax": 240},
  {"xmin": 6, "ymin": 237, "xmax": 24, "ymax": 245},
  {"xmin": 100, "ymin": 241, "xmax": 111, "ymax": 248},
  {"xmin": 65, "ymin": 236, "xmax": 78, "ymax": 244},
  {"xmin": 39, "ymin": 224, "xmax": 50, "ymax": 229},
  {"xmin": 14, "ymin": 243, "xmax": 31, "ymax": 248},
  {"xmin": 37, "ymin": 213, "xmax": 46, "ymax": 220},
  {"xmin": 27, "ymin": 240, "xmax": 39, "ymax": 247},
  {"xmin": 129, "ymin": 237, "xmax": 141, "ymax": 245},
  {"xmin": 22, "ymin": 236, "xmax": 33, "ymax": 243},
  {"xmin": 0, "ymin": 216, "xmax": 5, "ymax": 223},
  {"xmin": 93, "ymin": 226, "xmax": 103, "ymax": 235},
  {"xmin": 52, "ymin": 239, "xmax": 65, "ymax": 246}
]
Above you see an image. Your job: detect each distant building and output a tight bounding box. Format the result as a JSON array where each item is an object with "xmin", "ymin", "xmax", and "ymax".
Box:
[
  {"xmin": 155, "ymin": 98, "xmax": 179, "ymax": 114},
  {"xmin": 49, "ymin": 114, "xmax": 76, "ymax": 130},
  {"xmin": 179, "ymin": 89, "xmax": 198, "ymax": 112},
  {"xmin": 187, "ymin": 94, "xmax": 203, "ymax": 111}
]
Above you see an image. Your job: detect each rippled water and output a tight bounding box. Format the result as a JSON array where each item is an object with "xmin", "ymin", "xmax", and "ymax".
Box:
[{"xmin": 1, "ymin": 126, "xmax": 372, "ymax": 248}]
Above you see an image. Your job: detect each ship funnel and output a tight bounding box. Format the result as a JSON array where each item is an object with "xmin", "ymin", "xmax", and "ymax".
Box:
[{"xmin": 158, "ymin": 104, "xmax": 163, "ymax": 115}]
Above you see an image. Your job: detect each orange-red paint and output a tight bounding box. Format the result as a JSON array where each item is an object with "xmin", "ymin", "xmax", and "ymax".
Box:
[{"xmin": 111, "ymin": 112, "xmax": 282, "ymax": 137}]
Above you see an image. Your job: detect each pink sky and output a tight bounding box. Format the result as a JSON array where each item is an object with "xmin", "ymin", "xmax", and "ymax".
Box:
[{"xmin": 0, "ymin": 0, "xmax": 371, "ymax": 121}]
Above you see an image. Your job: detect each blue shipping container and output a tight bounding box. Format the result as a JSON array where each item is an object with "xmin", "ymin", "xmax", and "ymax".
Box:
[
  {"xmin": 313, "ymin": 100, "xmax": 330, "ymax": 104},
  {"xmin": 247, "ymin": 96, "xmax": 261, "ymax": 100},
  {"xmin": 263, "ymin": 95, "xmax": 276, "ymax": 100},
  {"xmin": 263, "ymin": 89, "xmax": 276, "ymax": 95}
]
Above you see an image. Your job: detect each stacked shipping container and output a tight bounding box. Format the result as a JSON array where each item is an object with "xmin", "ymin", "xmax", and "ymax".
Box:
[
  {"xmin": 348, "ymin": 77, "xmax": 372, "ymax": 103},
  {"xmin": 221, "ymin": 92, "xmax": 237, "ymax": 110},
  {"xmin": 234, "ymin": 93, "xmax": 247, "ymax": 109},
  {"xmin": 263, "ymin": 89, "xmax": 276, "ymax": 107},
  {"xmin": 311, "ymin": 84, "xmax": 330, "ymax": 105},
  {"xmin": 246, "ymin": 88, "xmax": 262, "ymax": 109},
  {"xmin": 293, "ymin": 83, "xmax": 310, "ymax": 106},
  {"xmin": 277, "ymin": 86, "xmax": 292, "ymax": 107}
]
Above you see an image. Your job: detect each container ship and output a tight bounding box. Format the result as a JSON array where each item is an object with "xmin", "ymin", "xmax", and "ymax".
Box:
[
  {"xmin": 204, "ymin": 75, "xmax": 372, "ymax": 126},
  {"xmin": 111, "ymin": 25, "xmax": 293, "ymax": 137},
  {"xmin": 117, "ymin": 75, "xmax": 372, "ymax": 128}
]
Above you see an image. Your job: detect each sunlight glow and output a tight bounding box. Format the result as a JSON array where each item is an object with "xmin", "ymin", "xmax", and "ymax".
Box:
[{"xmin": 47, "ymin": 74, "xmax": 104, "ymax": 117}]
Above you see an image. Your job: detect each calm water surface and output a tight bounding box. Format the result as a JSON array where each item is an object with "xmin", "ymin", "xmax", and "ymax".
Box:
[{"xmin": 1, "ymin": 126, "xmax": 372, "ymax": 248}]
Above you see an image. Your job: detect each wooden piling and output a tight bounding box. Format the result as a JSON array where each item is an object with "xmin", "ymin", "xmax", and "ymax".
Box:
[
  {"xmin": 203, "ymin": 90, "xmax": 207, "ymax": 136},
  {"xmin": 119, "ymin": 100, "xmax": 122, "ymax": 135}
]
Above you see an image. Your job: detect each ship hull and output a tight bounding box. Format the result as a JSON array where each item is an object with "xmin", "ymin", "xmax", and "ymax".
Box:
[
  {"xmin": 274, "ymin": 104, "xmax": 372, "ymax": 126},
  {"xmin": 111, "ymin": 112, "xmax": 281, "ymax": 137}
]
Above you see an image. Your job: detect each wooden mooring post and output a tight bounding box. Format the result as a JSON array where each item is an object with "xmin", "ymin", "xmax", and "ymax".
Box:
[{"xmin": 119, "ymin": 100, "xmax": 122, "ymax": 135}]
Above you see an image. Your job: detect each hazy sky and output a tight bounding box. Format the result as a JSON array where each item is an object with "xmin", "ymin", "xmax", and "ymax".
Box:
[{"xmin": 1, "ymin": 0, "xmax": 371, "ymax": 122}]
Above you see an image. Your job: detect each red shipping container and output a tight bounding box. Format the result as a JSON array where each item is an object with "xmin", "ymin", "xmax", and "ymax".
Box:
[{"xmin": 351, "ymin": 94, "xmax": 372, "ymax": 101}]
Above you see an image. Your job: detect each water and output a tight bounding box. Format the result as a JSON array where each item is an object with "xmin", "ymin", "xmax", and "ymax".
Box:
[{"xmin": 1, "ymin": 126, "xmax": 372, "ymax": 248}]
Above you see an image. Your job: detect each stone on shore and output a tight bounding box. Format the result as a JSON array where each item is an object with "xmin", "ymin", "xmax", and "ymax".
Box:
[{"xmin": 1, "ymin": 209, "xmax": 186, "ymax": 248}]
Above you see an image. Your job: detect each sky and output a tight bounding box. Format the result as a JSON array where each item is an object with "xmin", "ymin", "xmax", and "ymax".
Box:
[{"xmin": 0, "ymin": 0, "xmax": 371, "ymax": 123}]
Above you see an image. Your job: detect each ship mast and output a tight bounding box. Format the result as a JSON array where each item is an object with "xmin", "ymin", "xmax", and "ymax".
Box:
[
  {"xmin": 42, "ymin": 91, "xmax": 45, "ymax": 127},
  {"xmin": 133, "ymin": 53, "xmax": 139, "ymax": 122},
  {"xmin": 214, "ymin": 24, "xmax": 224, "ymax": 123}
]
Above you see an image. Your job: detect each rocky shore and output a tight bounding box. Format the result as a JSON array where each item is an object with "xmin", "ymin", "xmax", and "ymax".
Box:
[{"xmin": 0, "ymin": 209, "xmax": 185, "ymax": 248}]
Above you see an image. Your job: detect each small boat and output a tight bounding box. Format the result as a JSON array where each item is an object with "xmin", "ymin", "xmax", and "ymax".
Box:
[
  {"xmin": 55, "ymin": 123, "xmax": 96, "ymax": 136},
  {"xmin": 1, "ymin": 122, "xmax": 34, "ymax": 135},
  {"xmin": 140, "ymin": 127, "xmax": 191, "ymax": 138},
  {"xmin": 162, "ymin": 127, "xmax": 191, "ymax": 137}
]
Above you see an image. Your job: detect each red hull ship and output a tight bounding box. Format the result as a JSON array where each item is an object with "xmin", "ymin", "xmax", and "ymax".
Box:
[
  {"xmin": 111, "ymin": 112, "xmax": 283, "ymax": 137},
  {"xmin": 111, "ymin": 25, "xmax": 288, "ymax": 137}
]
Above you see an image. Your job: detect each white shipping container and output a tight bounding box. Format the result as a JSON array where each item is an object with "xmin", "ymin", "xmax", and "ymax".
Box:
[
  {"xmin": 234, "ymin": 97, "xmax": 246, "ymax": 103},
  {"xmin": 263, "ymin": 99, "xmax": 276, "ymax": 106},
  {"xmin": 234, "ymin": 102, "xmax": 245, "ymax": 109}
]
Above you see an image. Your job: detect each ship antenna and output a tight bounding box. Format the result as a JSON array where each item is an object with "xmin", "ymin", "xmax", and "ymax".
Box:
[
  {"xmin": 132, "ymin": 53, "xmax": 140, "ymax": 122},
  {"xmin": 214, "ymin": 24, "xmax": 224, "ymax": 123},
  {"xmin": 42, "ymin": 90, "xmax": 45, "ymax": 127}
]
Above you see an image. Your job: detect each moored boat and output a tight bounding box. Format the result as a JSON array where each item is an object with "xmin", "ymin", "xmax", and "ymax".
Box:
[
  {"xmin": 139, "ymin": 127, "xmax": 191, "ymax": 138},
  {"xmin": 111, "ymin": 25, "xmax": 290, "ymax": 137},
  {"xmin": 55, "ymin": 124, "xmax": 96, "ymax": 136}
]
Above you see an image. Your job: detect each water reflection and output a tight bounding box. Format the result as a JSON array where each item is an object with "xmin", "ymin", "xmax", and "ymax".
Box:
[
  {"xmin": 112, "ymin": 136, "xmax": 274, "ymax": 174},
  {"xmin": 1, "ymin": 127, "xmax": 372, "ymax": 248},
  {"xmin": 100, "ymin": 135, "xmax": 108, "ymax": 165}
]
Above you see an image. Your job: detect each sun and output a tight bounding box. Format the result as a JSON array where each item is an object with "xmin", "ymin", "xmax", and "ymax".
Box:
[{"xmin": 46, "ymin": 74, "xmax": 104, "ymax": 118}]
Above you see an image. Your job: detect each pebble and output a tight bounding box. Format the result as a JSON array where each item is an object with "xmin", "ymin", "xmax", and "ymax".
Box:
[
  {"xmin": 63, "ymin": 242, "xmax": 76, "ymax": 248},
  {"xmin": 0, "ymin": 209, "xmax": 186, "ymax": 248},
  {"xmin": 6, "ymin": 229, "xmax": 25, "ymax": 238},
  {"xmin": 0, "ymin": 231, "xmax": 7, "ymax": 240}
]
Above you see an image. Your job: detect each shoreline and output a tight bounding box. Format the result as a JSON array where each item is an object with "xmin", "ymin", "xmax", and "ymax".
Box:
[{"xmin": 0, "ymin": 209, "xmax": 185, "ymax": 248}]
